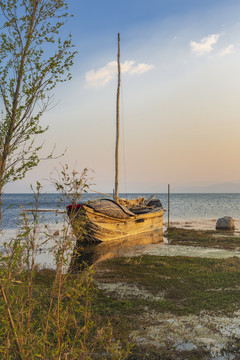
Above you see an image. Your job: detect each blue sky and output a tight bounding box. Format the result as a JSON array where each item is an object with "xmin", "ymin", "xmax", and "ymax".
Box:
[{"xmin": 6, "ymin": 0, "xmax": 240, "ymax": 193}]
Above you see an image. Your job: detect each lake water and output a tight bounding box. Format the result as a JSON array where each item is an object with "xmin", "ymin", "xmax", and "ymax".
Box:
[
  {"xmin": 1, "ymin": 193, "xmax": 240, "ymax": 268},
  {"xmin": 1, "ymin": 192, "xmax": 240, "ymax": 229}
]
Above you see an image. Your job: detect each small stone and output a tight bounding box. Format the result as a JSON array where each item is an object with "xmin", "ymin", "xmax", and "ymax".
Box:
[{"xmin": 216, "ymin": 216, "xmax": 235, "ymax": 231}]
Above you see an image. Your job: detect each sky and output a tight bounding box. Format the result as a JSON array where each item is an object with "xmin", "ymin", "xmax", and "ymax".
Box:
[{"xmin": 5, "ymin": 0, "xmax": 240, "ymax": 193}]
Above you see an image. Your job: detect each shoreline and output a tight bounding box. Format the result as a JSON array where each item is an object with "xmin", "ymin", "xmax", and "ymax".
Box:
[
  {"xmin": 2, "ymin": 221, "xmax": 240, "ymax": 358},
  {"xmin": 94, "ymin": 226, "xmax": 240, "ymax": 359},
  {"xmin": 167, "ymin": 218, "xmax": 240, "ymax": 232},
  {"xmin": 2, "ymin": 219, "xmax": 240, "ymax": 268}
]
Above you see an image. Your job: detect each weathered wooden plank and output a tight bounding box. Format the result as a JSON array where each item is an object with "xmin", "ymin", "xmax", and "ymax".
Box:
[{"xmin": 82, "ymin": 206, "xmax": 164, "ymax": 242}]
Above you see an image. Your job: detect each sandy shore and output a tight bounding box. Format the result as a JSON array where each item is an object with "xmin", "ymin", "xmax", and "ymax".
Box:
[{"xmin": 166, "ymin": 218, "xmax": 240, "ymax": 232}]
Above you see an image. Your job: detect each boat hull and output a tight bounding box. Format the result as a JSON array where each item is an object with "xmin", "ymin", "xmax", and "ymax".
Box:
[{"xmin": 71, "ymin": 205, "xmax": 164, "ymax": 243}]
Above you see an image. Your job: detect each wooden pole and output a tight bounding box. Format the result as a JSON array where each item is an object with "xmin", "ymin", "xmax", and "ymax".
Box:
[
  {"xmin": 114, "ymin": 33, "xmax": 121, "ymax": 202},
  {"xmin": 168, "ymin": 184, "xmax": 170, "ymax": 228},
  {"xmin": 91, "ymin": 190, "xmax": 113, "ymax": 198}
]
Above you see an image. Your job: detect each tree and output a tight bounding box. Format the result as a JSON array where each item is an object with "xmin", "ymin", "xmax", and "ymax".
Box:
[{"xmin": 0, "ymin": 0, "xmax": 76, "ymax": 222}]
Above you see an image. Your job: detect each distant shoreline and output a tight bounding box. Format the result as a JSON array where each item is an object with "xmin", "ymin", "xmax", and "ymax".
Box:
[{"xmin": 3, "ymin": 192, "xmax": 240, "ymax": 195}]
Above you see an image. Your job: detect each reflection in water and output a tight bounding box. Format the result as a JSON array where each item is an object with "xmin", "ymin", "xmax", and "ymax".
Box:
[{"xmin": 69, "ymin": 230, "xmax": 164, "ymax": 272}]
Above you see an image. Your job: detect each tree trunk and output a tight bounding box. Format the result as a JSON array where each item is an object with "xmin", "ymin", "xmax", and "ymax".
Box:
[
  {"xmin": 0, "ymin": 190, "xmax": 2, "ymax": 226},
  {"xmin": 0, "ymin": 2, "xmax": 38, "ymax": 223}
]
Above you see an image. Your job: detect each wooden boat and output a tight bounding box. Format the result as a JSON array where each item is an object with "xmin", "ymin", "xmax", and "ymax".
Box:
[
  {"xmin": 67, "ymin": 34, "xmax": 164, "ymax": 243},
  {"xmin": 67, "ymin": 197, "xmax": 164, "ymax": 243}
]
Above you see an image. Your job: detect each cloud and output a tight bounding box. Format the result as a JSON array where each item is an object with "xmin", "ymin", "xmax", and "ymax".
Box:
[
  {"xmin": 86, "ymin": 60, "xmax": 154, "ymax": 87},
  {"xmin": 220, "ymin": 44, "xmax": 235, "ymax": 56},
  {"xmin": 85, "ymin": 61, "xmax": 116, "ymax": 87},
  {"xmin": 190, "ymin": 34, "xmax": 220, "ymax": 55},
  {"xmin": 126, "ymin": 62, "xmax": 154, "ymax": 75}
]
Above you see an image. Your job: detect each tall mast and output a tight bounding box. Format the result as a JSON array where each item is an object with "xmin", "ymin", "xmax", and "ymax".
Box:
[{"xmin": 114, "ymin": 33, "xmax": 121, "ymax": 202}]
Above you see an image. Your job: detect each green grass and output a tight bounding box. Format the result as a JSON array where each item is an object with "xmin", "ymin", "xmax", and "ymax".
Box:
[
  {"xmin": 94, "ymin": 255, "xmax": 240, "ymax": 316},
  {"xmin": 3, "ymin": 225, "xmax": 240, "ymax": 359},
  {"xmin": 92, "ymin": 254, "xmax": 240, "ymax": 358},
  {"xmin": 2, "ymin": 254, "xmax": 240, "ymax": 359},
  {"xmin": 167, "ymin": 226, "xmax": 240, "ymax": 249}
]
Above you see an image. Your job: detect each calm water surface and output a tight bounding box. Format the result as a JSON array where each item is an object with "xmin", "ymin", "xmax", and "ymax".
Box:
[
  {"xmin": 1, "ymin": 192, "xmax": 240, "ymax": 229},
  {"xmin": 1, "ymin": 193, "xmax": 240, "ymax": 268}
]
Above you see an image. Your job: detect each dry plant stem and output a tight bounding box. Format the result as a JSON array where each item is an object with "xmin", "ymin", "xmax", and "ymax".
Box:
[
  {"xmin": 69, "ymin": 317, "xmax": 82, "ymax": 356},
  {"xmin": 27, "ymin": 221, "xmax": 35, "ymax": 335},
  {"xmin": 57, "ymin": 264, "xmax": 63, "ymax": 357},
  {"xmin": 56, "ymin": 225, "xmax": 71, "ymax": 359},
  {"xmin": 43, "ymin": 224, "xmax": 71, "ymax": 355},
  {"xmin": 27, "ymin": 247, "xmax": 34, "ymax": 335},
  {"xmin": 6, "ymin": 328, "xmax": 10, "ymax": 359},
  {"xmin": 83, "ymin": 275, "xmax": 90, "ymax": 357},
  {"xmin": 43, "ymin": 297, "xmax": 54, "ymax": 351},
  {"xmin": 0, "ymin": 283, "xmax": 23, "ymax": 360}
]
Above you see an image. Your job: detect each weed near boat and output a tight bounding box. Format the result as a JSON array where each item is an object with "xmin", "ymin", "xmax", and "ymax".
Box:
[{"xmin": 0, "ymin": 167, "xmax": 132, "ymax": 359}]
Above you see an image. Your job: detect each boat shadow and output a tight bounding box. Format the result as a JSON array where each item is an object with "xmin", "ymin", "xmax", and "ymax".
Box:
[{"xmin": 69, "ymin": 230, "xmax": 164, "ymax": 272}]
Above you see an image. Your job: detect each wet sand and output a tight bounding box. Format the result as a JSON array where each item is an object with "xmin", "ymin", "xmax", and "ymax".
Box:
[
  {"xmin": 167, "ymin": 218, "xmax": 240, "ymax": 232},
  {"xmin": 100, "ymin": 219, "xmax": 240, "ymax": 261},
  {"xmin": 94, "ymin": 220, "xmax": 240, "ymax": 358},
  {"xmin": 122, "ymin": 243, "xmax": 240, "ymax": 259}
]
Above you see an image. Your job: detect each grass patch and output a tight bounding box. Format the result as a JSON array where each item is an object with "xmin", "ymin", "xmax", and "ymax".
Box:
[
  {"xmin": 92, "ymin": 255, "xmax": 240, "ymax": 358},
  {"xmin": 2, "ymin": 253, "xmax": 240, "ymax": 359},
  {"xmin": 94, "ymin": 255, "xmax": 240, "ymax": 316},
  {"xmin": 167, "ymin": 227, "xmax": 240, "ymax": 250},
  {"xmin": 0, "ymin": 266, "xmax": 132, "ymax": 359}
]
